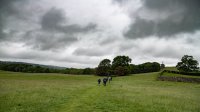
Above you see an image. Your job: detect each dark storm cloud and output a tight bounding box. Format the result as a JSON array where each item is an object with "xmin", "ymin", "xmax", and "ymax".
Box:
[
  {"xmin": 0, "ymin": 0, "xmax": 37, "ymax": 41},
  {"xmin": 124, "ymin": 18, "xmax": 155, "ymax": 38},
  {"xmin": 123, "ymin": 0, "xmax": 200, "ymax": 38},
  {"xmin": 0, "ymin": 4, "xmax": 97, "ymax": 51},
  {"xmin": 24, "ymin": 7, "xmax": 97, "ymax": 50},
  {"xmin": 0, "ymin": 0, "xmax": 19, "ymax": 39},
  {"xmin": 41, "ymin": 8, "xmax": 65, "ymax": 31},
  {"xmin": 41, "ymin": 8, "xmax": 96, "ymax": 34}
]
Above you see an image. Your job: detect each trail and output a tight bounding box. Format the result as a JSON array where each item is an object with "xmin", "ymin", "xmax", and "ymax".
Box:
[{"xmin": 58, "ymin": 84, "xmax": 112, "ymax": 112}]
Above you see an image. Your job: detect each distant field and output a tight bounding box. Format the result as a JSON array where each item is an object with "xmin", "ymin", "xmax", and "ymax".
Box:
[
  {"xmin": 0, "ymin": 70, "xmax": 200, "ymax": 112},
  {"xmin": 163, "ymin": 66, "xmax": 178, "ymax": 71}
]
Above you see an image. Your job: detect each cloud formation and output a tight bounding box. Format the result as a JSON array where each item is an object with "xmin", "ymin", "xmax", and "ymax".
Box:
[
  {"xmin": 41, "ymin": 8, "xmax": 96, "ymax": 34},
  {"xmin": 0, "ymin": 0, "xmax": 199, "ymax": 68},
  {"xmin": 121, "ymin": 0, "xmax": 200, "ymax": 38}
]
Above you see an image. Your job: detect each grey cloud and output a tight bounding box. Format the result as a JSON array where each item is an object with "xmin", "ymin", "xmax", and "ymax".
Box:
[
  {"xmin": 124, "ymin": 19, "xmax": 155, "ymax": 38},
  {"xmin": 73, "ymin": 47, "xmax": 108, "ymax": 56},
  {"xmin": 119, "ymin": 41, "xmax": 139, "ymax": 51},
  {"xmin": 123, "ymin": 0, "xmax": 200, "ymax": 38},
  {"xmin": 41, "ymin": 8, "xmax": 96, "ymax": 34},
  {"xmin": 24, "ymin": 30, "xmax": 78, "ymax": 50},
  {"xmin": 41, "ymin": 8, "xmax": 65, "ymax": 31},
  {"xmin": 0, "ymin": 0, "xmax": 39, "ymax": 40},
  {"xmin": 112, "ymin": 0, "xmax": 128, "ymax": 5},
  {"xmin": 0, "ymin": 0, "xmax": 21, "ymax": 18},
  {"xmin": 58, "ymin": 56, "xmax": 99, "ymax": 65},
  {"xmin": 20, "ymin": 7, "xmax": 97, "ymax": 50},
  {"xmin": 0, "ymin": 0, "xmax": 19, "ymax": 39},
  {"xmin": 0, "ymin": 45, "xmax": 46, "ymax": 60},
  {"xmin": 99, "ymin": 36, "xmax": 117, "ymax": 45},
  {"xmin": 142, "ymin": 45, "xmax": 182, "ymax": 59},
  {"xmin": 1, "ymin": 6, "xmax": 96, "ymax": 51}
]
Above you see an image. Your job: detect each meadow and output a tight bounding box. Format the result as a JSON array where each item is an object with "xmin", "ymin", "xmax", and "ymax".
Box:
[{"xmin": 0, "ymin": 70, "xmax": 200, "ymax": 112}]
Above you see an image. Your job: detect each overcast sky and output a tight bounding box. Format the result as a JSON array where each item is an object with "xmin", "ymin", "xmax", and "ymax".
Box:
[{"xmin": 0, "ymin": 0, "xmax": 200, "ymax": 68}]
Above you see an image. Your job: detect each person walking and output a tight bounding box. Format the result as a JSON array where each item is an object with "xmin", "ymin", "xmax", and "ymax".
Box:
[
  {"xmin": 103, "ymin": 78, "xmax": 108, "ymax": 86},
  {"xmin": 98, "ymin": 78, "xmax": 101, "ymax": 86}
]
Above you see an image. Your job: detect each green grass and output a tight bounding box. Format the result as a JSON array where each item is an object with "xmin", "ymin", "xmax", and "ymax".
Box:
[{"xmin": 0, "ymin": 70, "xmax": 200, "ymax": 112}]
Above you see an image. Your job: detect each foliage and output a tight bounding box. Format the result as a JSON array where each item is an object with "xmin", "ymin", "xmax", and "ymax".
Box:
[
  {"xmin": 98, "ymin": 59, "xmax": 111, "ymax": 68},
  {"xmin": 129, "ymin": 62, "xmax": 161, "ymax": 74},
  {"xmin": 112, "ymin": 55, "xmax": 131, "ymax": 69},
  {"xmin": 96, "ymin": 56, "xmax": 161, "ymax": 76},
  {"xmin": 176, "ymin": 55, "xmax": 199, "ymax": 72},
  {"xmin": 96, "ymin": 59, "xmax": 111, "ymax": 76},
  {"xmin": 111, "ymin": 56, "xmax": 131, "ymax": 76},
  {"xmin": 114, "ymin": 66, "xmax": 124, "ymax": 76},
  {"xmin": 83, "ymin": 68, "xmax": 95, "ymax": 74}
]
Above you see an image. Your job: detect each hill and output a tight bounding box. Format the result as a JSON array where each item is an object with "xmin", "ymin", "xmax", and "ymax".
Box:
[{"xmin": 0, "ymin": 60, "xmax": 66, "ymax": 69}]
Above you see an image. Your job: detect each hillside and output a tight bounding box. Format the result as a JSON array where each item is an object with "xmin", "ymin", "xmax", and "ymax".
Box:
[{"xmin": 0, "ymin": 60, "xmax": 66, "ymax": 69}]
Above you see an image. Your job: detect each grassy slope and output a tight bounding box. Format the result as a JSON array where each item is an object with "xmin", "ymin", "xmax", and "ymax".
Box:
[{"xmin": 0, "ymin": 71, "xmax": 200, "ymax": 112}]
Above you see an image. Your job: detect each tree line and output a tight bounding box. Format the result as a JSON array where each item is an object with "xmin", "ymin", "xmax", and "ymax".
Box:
[
  {"xmin": 96, "ymin": 55, "xmax": 162, "ymax": 76},
  {"xmin": 0, "ymin": 55, "xmax": 164, "ymax": 76}
]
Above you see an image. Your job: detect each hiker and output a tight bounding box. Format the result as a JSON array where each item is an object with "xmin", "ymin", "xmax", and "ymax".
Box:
[
  {"xmin": 98, "ymin": 78, "xmax": 101, "ymax": 86},
  {"xmin": 103, "ymin": 78, "xmax": 108, "ymax": 86}
]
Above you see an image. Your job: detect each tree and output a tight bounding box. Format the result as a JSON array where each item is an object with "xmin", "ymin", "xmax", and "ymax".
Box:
[
  {"xmin": 112, "ymin": 55, "xmax": 132, "ymax": 69},
  {"xmin": 114, "ymin": 66, "xmax": 128, "ymax": 76},
  {"xmin": 112, "ymin": 56, "xmax": 132, "ymax": 76},
  {"xmin": 176, "ymin": 55, "xmax": 199, "ymax": 72},
  {"xmin": 83, "ymin": 68, "xmax": 95, "ymax": 74},
  {"xmin": 96, "ymin": 59, "xmax": 111, "ymax": 76},
  {"xmin": 98, "ymin": 59, "xmax": 111, "ymax": 68},
  {"xmin": 152, "ymin": 62, "xmax": 161, "ymax": 72}
]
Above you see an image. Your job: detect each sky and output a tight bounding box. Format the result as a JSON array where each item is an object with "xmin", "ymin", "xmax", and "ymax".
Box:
[{"xmin": 0, "ymin": 0, "xmax": 200, "ymax": 68}]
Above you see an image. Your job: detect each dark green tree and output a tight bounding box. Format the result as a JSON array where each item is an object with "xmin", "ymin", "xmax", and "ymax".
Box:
[
  {"xmin": 98, "ymin": 59, "xmax": 111, "ymax": 68},
  {"xmin": 176, "ymin": 55, "xmax": 199, "ymax": 72},
  {"xmin": 114, "ymin": 66, "xmax": 128, "ymax": 76},
  {"xmin": 83, "ymin": 68, "xmax": 95, "ymax": 74},
  {"xmin": 112, "ymin": 55, "xmax": 132, "ymax": 69},
  {"xmin": 96, "ymin": 59, "xmax": 111, "ymax": 76},
  {"xmin": 112, "ymin": 56, "xmax": 132, "ymax": 76}
]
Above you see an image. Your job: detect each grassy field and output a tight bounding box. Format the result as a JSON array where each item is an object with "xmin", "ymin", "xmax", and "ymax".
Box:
[{"xmin": 0, "ymin": 70, "xmax": 200, "ymax": 112}]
